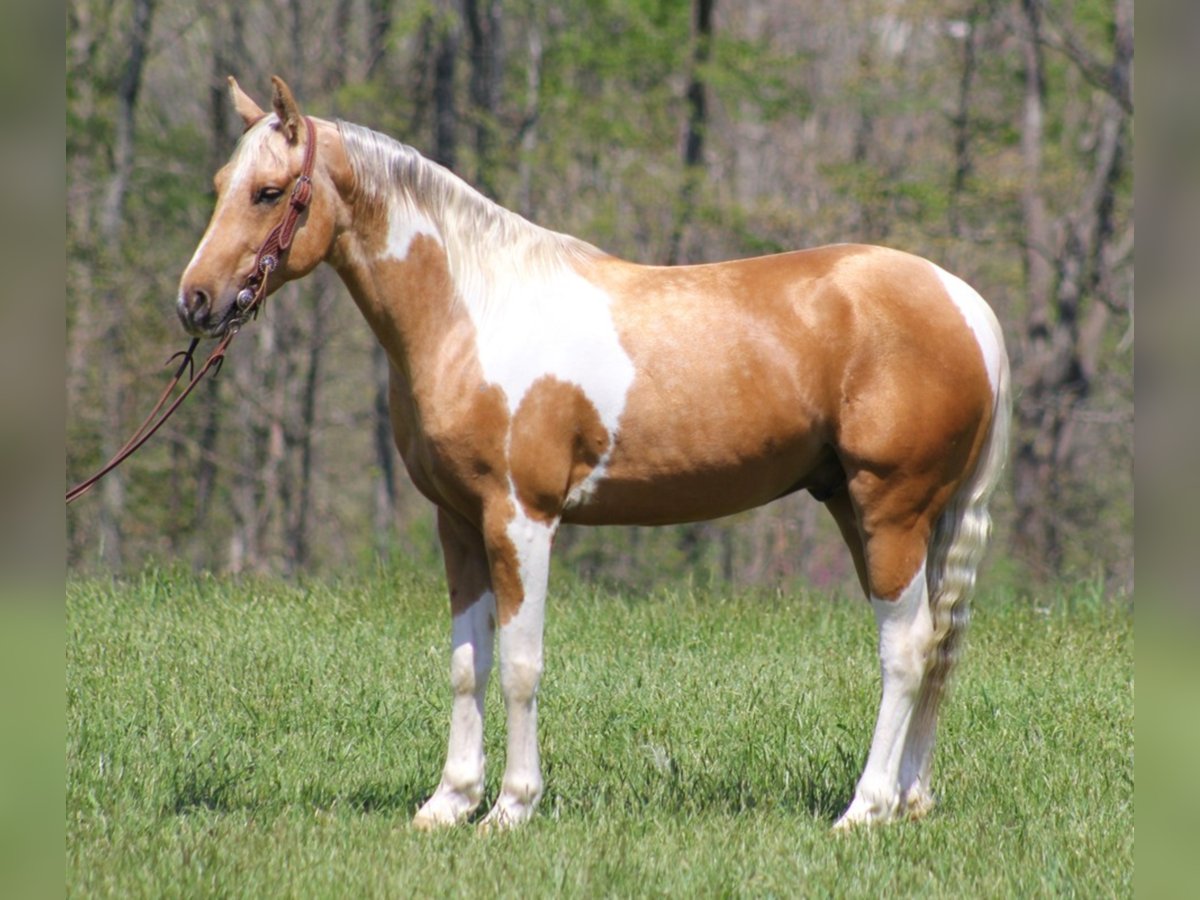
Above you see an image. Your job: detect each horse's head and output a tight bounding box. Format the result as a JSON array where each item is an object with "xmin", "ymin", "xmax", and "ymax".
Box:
[{"xmin": 178, "ymin": 76, "xmax": 343, "ymax": 337}]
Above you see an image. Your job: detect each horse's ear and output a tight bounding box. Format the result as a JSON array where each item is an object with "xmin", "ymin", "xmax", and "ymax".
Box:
[
  {"xmin": 228, "ymin": 76, "xmax": 266, "ymax": 131},
  {"xmin": 270, "ymin": 76, "xmax": 304, "ymax": 144}
]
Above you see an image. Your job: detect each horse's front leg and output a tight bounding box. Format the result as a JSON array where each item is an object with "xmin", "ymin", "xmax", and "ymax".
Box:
[
  {"xmin": 413, "ymin": 509, "xmax": 496, "ymax": 829},
  {"xmin": 479, "ymin": 503, "xmax": 555, "ymax": 829}
]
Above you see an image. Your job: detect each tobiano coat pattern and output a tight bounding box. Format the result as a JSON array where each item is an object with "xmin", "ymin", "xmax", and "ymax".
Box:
[{"xmin": 179, "ymin": 78, "xmax": 1012, "ymax": 830}]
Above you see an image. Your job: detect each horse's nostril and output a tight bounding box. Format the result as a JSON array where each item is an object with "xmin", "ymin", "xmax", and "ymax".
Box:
[{"xmin": 186, "ymin": 288, "xmax": 210, "ymax": 318}]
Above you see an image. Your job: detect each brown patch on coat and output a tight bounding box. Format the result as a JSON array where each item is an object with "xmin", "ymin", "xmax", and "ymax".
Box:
[
  {"xmin": 439, "ymin": 508, "xmax": 494, "ymax": 619},
  {"xmin": 564, "ymin": 248, "xmax": 853, "ymax": 524},
  {"xmin": 482, "ymin": 496, "xmax": 527, "ymax": 627},
  {"xmin": 509, "ymin": 376, "xmax": 610, "ymax": 523},
  {"xmin": 337, "ymin": 233, "xmax": 511, "ymax": 526},
  {"xmin": 335, "ymin": 225, "xmax": 531, "ymax": 623}
]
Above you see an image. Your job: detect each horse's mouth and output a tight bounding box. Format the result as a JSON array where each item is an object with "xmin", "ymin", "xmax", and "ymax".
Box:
[{"xmin": 177, "ymin": 296, "xmax": 245, "ymax": 339}]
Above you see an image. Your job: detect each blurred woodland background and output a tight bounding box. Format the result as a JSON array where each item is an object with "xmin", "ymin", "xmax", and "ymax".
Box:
[{"xmin": 66, "ymin": 0, "xmax": 1133, "ymax": 595}]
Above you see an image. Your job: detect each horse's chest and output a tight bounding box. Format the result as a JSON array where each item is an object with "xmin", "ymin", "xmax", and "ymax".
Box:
[
  {"xmin": 389, "ymin": 326, "xmax": 633, "ymax": 521},
  {"xmin": 385, "ymin": 368, "xmax": 508, "ymax": 514}
]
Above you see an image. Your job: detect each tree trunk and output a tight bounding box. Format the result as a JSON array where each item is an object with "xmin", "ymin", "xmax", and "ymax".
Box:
[
  {"xmin": 332, "ymin": 0, "xmax": 354, "ymax": 87},
  {"xmin": 189, "ymin": 3, "xmax": 246, "ymax": 552},
  {"xmin": 463, "ymin": 0, "xmax": 501, "ymax": 195},
  {"xmin": 96, "ymin": 0, "xmax": 156, "ymax": 569},
  {"xmin": 367, "ymin": 0, "xmax": 394, "ymax": 79},
  {"xmin": 99, "ymin": 0, "xmax": 155, "ymax": 240},
  {"xmin": 371, "ymin": 343, "xmax": 399, "ymax": 559},
  {"xmin": 516, "ymin": 23, "xmax": 542, "ymax": 219},
  {"xmin": 433, "ymin": 9, "xmax": 461, "ymax": 170},
  {"xmin": 288, "ymin": 283, "xmax": 329, "ymax": 569},
  {"xmin": 1010, "ymin": 0, "xmax": 1133, "ymax": 575},
  {"xmin": 667, "ymin": 0, "xmax": 715, "ymax": 266},
  {"xmin": 949, "ymin": 0, "xmax": 988, "ymax": 237}
]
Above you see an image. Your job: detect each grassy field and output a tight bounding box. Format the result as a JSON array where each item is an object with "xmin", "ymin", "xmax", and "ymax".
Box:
[{"xmin": 66, "ymin": 565, "xmax": 1132, "ymax": 897}]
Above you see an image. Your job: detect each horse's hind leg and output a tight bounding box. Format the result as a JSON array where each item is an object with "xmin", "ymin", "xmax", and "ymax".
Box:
[
  {"xmin": 833, "ymin": 497, "xmax": 936, "ymax": 829},
  {"xmin": 828, "ymin": 488, "xmax": 932, "ymax": 822},
  {"xmin": 413, "ymin": 509, "xmax": 496, "ymax": 829},
  {"xmin": 824, "ymin": 488, "xmax": 867, "ymax": 596},
  {"xmin": 896, "ymin": 671, "xmax": 939, "ymax": 819},
  {"xmin": 827, "ymin": 484, "xmax": 935, "ymax": 816}
]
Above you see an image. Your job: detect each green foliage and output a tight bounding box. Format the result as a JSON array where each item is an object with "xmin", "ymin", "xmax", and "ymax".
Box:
[
  {"xmin": 707, "ymin": 35, "xmax": 811, "ymax": 123},
  {"xmin": 67, "ymin": 569, "xmax": 1132, "ymax": 896}
]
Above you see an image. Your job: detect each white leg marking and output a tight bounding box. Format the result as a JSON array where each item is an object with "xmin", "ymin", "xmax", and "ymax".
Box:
[
  {"xmin": 480, "ymin": 507, "xmax": 554, "ymax": 830},
  {"xmin": 413, "ymin": 591, "xmax": 495, "ymax": 829},
  {"xmin": 835, "ymin": 562, "xmax": 932, "ymax": 829},
  {"xmin": 898, "ymin": 692, "xmax": 938, "ymax": 819}
]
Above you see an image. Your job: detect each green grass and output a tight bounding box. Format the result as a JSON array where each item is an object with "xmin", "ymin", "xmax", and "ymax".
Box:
[{"xmin": 67, "ymin": 566, "xmax": 1133, "ymax": 897}]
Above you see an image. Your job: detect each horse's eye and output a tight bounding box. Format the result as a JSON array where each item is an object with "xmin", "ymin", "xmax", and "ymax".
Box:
[{"xmin": 255, "ymin": 187, "xmax": 284, "ymax": 205}]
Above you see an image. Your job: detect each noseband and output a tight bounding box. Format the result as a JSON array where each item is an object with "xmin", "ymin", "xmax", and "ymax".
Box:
[{"xmin": 65, "ymin": 116, "xmax": 318, "ymax": 505}]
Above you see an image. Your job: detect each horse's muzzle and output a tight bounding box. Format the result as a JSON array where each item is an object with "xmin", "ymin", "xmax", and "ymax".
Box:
[{"xmin": 176, "ymin": 287, "xmax": 230, "ymax": 337}]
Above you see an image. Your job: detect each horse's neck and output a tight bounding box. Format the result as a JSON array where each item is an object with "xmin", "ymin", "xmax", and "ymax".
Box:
[
  {"xmin": 328, "ymin": 135, "xmax": 611, "ymax": 399},
  {"xmin": 332, "ymin": 204, "xmax": 467, "ymax": 390}
]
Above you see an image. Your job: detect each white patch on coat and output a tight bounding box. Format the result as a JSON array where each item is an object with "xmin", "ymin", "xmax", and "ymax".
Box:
[
  {"xmin": 474, "ymin": 276, "xmax": 631, "ymax": 419},
  {"xmin": 931, "ymin": 263, "xmax": 1003, "ymax": 395},
  {"xmin": 501, "ymin": 503, "xmax": 553, "ymax": 677},
  {"xmin": 382, "ymin": 199, "xmax": 440, "ymax": 261},
  {"xmin": 466, "ymin": 267, "xmax": 635, "ymax": 509}
]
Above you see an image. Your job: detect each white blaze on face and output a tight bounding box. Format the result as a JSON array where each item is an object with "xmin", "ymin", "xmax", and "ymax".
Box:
[
  {"xmin": 931, "ymin": 263, "xmax": 1003, "ymax": 396},
  {"xmin": 182, "ymin": 118, "xmax": 283, "ymax": 282}
]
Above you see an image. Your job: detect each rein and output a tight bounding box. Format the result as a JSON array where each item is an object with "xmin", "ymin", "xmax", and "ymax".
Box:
[{"xmin": 66, "ymin": 116, "xmax": 317, "ymax": 505}]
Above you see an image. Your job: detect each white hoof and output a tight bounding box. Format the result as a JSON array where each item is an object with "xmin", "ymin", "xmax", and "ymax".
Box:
[
  {"xmin": 412, "ymin": 782, "xmax": 482, "ymax": 830},
  {"xmin": 901, "ymin": 786, "xmax": 936, "ymax": 820},
  {"xmin": 478, "ymin": 789, "xmax": 541, "ymax": 831},
  {"xmin": 833, "ymin": 789, "xmax": 900, "ymax": 830}
]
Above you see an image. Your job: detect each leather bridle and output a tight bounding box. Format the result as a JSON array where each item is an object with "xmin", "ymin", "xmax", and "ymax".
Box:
[
  {"xmin": 226, "ymin": 115, "xmax": 317, "ymax": 334},
  {"xmin": 66, "ymin": 116, "xmax": 318, "ymax": 505}
]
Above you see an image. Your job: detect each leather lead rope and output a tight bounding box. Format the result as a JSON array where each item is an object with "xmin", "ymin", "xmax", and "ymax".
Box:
[
  {"xmin": 66, "ymin": 116, "xmax": 317, "ymax": 505},
  {"xmin": 66, "ymin": 333, "xmax": 233, "ymax": 504}
]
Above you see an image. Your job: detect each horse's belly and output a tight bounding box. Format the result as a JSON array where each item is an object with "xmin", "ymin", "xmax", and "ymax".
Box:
[
  {"xmin": 562, "ymin": 398, "xmax": 838, "ymax": 526},
  {"xmin": 564, "ymin": 443, "xmax": 837, "ymax": 526}
]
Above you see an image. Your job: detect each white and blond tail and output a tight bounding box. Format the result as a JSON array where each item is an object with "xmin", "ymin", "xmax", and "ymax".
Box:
[{"xmin": 923, "ymin": 312, "xmax": 1011, "ymax": 703}]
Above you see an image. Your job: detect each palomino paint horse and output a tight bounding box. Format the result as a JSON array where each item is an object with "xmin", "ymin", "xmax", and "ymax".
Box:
[{"xmin": 179, "ymin": 77, "xmax": 1011, "ymax": 830}]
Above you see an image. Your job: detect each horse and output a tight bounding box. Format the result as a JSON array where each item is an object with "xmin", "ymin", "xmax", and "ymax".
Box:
[{"xmin": 178, "ymin": 76, "xmax": 1011, "ymax": 830}]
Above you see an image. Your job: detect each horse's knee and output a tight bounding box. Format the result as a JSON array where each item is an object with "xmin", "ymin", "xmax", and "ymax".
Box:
[
  {"xmin": 876, "ymin": 620, "xmax": 931, "ymax": 689},
  {"xmin": 499, "ymin": 653, "xmax": 542, "ymax": 705},
  {"xmin": 448, "ymin": 595, "xmax": 495, "ymax": 695},
  {"xmin": 449, "ymin": 642, "xmax": 489, "ymax": 695}
]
